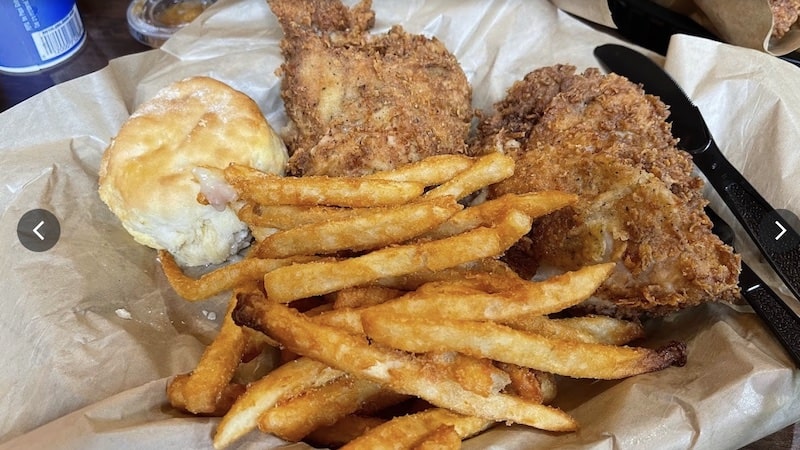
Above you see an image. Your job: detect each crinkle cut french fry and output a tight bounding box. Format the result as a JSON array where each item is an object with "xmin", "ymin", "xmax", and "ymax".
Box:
[
  {"xmin": 341, "ymin": 408, "xmax": 493, "ymax": 450},
  {"xmin": 213, "ymin": 357, "xmax": 345, "ymax": 449},
  {"xmin": 158, "ymin": 250, "xmax": 317, "ymax": 301},
  {"xmin": 361, "ymin": 313, "xmax": 687, "ymax": 380},
  {"xmin": 364, "ymin": 154, "xmax": 475, "ymax": 185},
  {"xmin": 262, "ymin": 209, "xmax": 533, "ymax": 303},
  {"xmin": 423, "ymin": 152, "xmax": 514, "ymax": 201},
  {"xmin": 225, "ymin": 163, "xmax": 426, "ymax": 207},
  {"xmin": 166, "ymin": 296, "xmax": 249, "ymax": 414},
  {"xmin": 251, "ymin": 196, "xmax": 462, "ymax": 258},
  {"xmin": 257, "ymin": 375, "xmax": 390, "ymax": 442},
  {"xmin": 232, "ymin": 293, "xmax": 578, "ymax": 432}
]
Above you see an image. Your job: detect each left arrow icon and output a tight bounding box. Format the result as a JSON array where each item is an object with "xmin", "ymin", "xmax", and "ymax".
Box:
[
  {"xmin": 33, "ymin": 221, "xmax": 46, "ymax": 240},
  {"xmin": 17, "ymin": 209, "xmax": 60, "ymax": 252}
]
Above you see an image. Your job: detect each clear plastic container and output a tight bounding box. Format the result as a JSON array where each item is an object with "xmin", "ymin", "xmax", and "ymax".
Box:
[{"xmin": 127, "ymin": 0, "xmax": 217, "ymax": 48}]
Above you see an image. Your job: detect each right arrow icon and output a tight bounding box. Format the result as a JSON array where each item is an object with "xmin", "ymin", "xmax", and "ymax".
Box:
[{"xmin": 775, "ymin": 221, "xmax": 787, "ymax": 241}]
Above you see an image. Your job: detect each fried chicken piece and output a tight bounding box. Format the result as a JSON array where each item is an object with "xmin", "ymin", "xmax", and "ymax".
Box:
[
  {"xmin": 770, "ymin": 0, "xmax": 800, "ymax": 40},
  {"xmin": 482, "ymin": 65, "xmax": 741, "ymax": 317},
  {"xmin": 269, "ymin": 0, "xmax": 473, "ymax": 177}
]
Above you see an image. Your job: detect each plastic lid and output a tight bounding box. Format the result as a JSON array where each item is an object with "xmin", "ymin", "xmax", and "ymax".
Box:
[{"xmin": 127, "ymin": 0, "xmax": 216, "ymax": 48}]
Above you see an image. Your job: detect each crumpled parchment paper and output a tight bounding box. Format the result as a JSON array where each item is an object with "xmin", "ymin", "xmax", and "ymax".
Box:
[
  {"xmin": 554, "ymin": 0, "xmax": 800, "ymax": 55},
  {"xmin": 1, "ymin": 0, "xmax": 798, "ymax": 449}
]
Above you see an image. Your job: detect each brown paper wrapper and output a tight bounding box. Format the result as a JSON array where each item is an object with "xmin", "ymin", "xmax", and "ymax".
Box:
[
  {"xmin": 555, "ymin": 0, "xmax": 800, "ymax": 55},
  {"xmin": 1, "ymin": 1, "xmax": 798, "ymax": 449}
]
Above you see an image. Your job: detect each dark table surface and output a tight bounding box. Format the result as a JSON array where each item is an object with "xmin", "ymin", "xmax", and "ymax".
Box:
[{"xmin": 0, "ymin": 1, "xmax": 797, "ymax": 448}]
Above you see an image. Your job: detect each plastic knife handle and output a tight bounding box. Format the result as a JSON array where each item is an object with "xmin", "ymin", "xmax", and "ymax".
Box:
[
  {"xmin": 694, "ymin": 140, "xmax": 800, "ymax": 303},
  {"xmin": 740, "ymin": 262, "xmax": 800, "ymax": 367},
  {"xmin": 606, "ymin": 0, "xmax": 718, "ymax": 55}
]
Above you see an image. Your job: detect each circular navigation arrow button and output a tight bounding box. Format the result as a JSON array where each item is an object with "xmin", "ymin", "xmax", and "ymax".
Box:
[
  {"xmin": 758, "ymin": 209, "xmax": 800, "ymax": 255},
  {"xmin": 17, "ymin": 209, "xmax": 61, "ymax": 252}
]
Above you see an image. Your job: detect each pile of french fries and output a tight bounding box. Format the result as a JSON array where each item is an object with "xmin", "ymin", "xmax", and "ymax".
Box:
[{"xmin": 160, "ymin": 153, "xmax": 687, "ymax": 449}]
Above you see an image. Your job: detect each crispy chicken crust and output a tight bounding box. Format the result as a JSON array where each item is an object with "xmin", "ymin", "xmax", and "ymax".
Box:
[
  {"xmin": 770, "ymin": 0, "xmax": 800, "ymax": 40},
  {"xmin": 269, "ymin": 0, "xmax": 474, "ymax": 177},
  {"xmin": 483, "ymin": 65, "xmax": 741, "ymax": 317}
]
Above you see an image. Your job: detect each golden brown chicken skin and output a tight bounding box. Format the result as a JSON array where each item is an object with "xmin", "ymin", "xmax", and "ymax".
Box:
[
  {"xmin": 269, "ymin": 0, "xmax": 474, "ymax": 177},
  {"xmin": 482, "ymin": 65, "xmax": 741, "ymax": 317}
]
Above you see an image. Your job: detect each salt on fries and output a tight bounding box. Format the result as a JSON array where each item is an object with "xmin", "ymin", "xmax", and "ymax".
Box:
[{"xmin": 160, "ymin": 153, "xmax": 688, "ymax": 449}]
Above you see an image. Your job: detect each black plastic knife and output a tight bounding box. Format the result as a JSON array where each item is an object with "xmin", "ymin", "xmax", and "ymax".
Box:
[
  {"xmin": 707, "ymin": 207, "xmax": 800, "ymax": 367},
  {"xmin": 594, "ymin": 43, "xmax": 800, "ymax": 306}
]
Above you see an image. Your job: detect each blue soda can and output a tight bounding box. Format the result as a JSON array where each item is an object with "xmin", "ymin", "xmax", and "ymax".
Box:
[{"xmin": 0, "ymin": 0, "xmax": 86, "ymax": 73}]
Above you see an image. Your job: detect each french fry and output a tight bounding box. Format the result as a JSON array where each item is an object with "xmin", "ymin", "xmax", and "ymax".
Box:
[
  {"xmin": 249, "ymin": 225, "xmax": 278, "ymax": 242},
  {"xmin": 159, "ymin": 250, "xmax": 317, "ymax": 301},
  {"xmin": 225, "ymin": 163, "xmax": 426, "ymax": 207},
  {"xmin": 412, "ymin": 424, "xmax": 461, "ymax": 450},
  {"xmin": 502, "ymin": 314, "xmax": 646, "ymax": 345},
  {"xmin": 311, "ymin": 264, "xmax": 612, "ymax": 335},
  {"xmin": 424, "ymin": 191, "xmax": 577, "ymax": 239},
  {"xmin": 241, "ymin": 325, "xmax": 275, "ymax": 362},
  {"xmin": 306, "ymin": 415, "xmax": 387, "ymax": 448},
  {"xmin": 167, "ymin": 296, "xmax": 250, "ymax": 414},
  {"xmin": 374, "ymin": 258, "xmax": 517, "ymax": 290},
  {"xmin": 341, "ymin": 408, "xmax": 493, "ymax": 450},
  {"xmin": 495, "ymin": 363, "xmax": 558, "ymax": 404},
  {"xmin": 361, "ymin": 314, "xmax": 687, "ymax": 380},
  {"xmin": 330, "ymin": 285, "xmax": 405, "ymax": 309},
  {"xmin": 420, "ymin": 352, "xmax": 510, "ymax": 397},
  {"xmin": 167, "ymin": 375, "xmax": 246, "ymax": 417},
  {"xmin": 366, "ymin": 263, "xmax": 615, "ymax": 322},
  {"xmin": 312, "ymin": 307, "xmax": 366, "ymax": 335},
  {"xmin": 365, "ymin": 154, "xmax": 475, "ymax": 185},
  {"xmin": 257, "ymin": 375, "xmax": 390, "ymax": 442},
  {"xmin": 251, "ymin": 196, "xmax": 462, "ymax": 258},
  {"xmin": 262, "ymin": 209, "xmax": 532, "ymax": 303},
  {"xmin": 429, "ymin": 262, "xmax": 613, "ymax": 305},
  {"xmin": 309, "ymin": 310, "xmax": 512, "ymax": 397},
  {"xmin": 232, "ymin": 293, "xmax": 578, "ymax": 432},
  {"xmin": 237, "ymin": 202, "xmax": 362, "ymax": 229},
  {"xmin": 423, "ymin": 152, "xmax": 514, "ymax": 200},
  {"xmin": 213, "ymin": 357, "xmax": 345, "ymax": 449},
  {"xmin": 355, "ymin": 389, "xmax": 413, "ymax": 416},
  {"xmin": 158, "ymin": 152, "xmax": 689, "ymax": 449}
]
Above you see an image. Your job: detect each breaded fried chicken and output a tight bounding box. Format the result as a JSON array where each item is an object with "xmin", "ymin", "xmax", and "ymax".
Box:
[
  {"xmin": 482, "ymin": 65, "xmax": 741, "ymax": 317},
  {"xmin": 269, "ymin": 0, "xmax": 474, "ymax": 177},
  {"xmin": 770, "ymin": 0, "xmax": 800, "ymax": 40}
]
